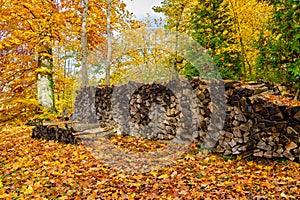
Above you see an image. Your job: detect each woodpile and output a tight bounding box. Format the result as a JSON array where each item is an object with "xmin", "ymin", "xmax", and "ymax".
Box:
[
  {"xmin": 32, "ymin": 78, "xmax": 300, "ymax": 161},
  {"xmin": 213, "ymin": 81, "xmax": 300, "ymax": 161},
  {"xmin": 189, "ymin": 77, "xmax": 227, "ymax": 149},
  {"xmin": 31, "ymin": 121, "xmax": 79, "ymax": 145},
  {"xmin": 128, "ymin": 82, "xmax": 180, "ymax": 140},
  {"xmin": 94, "ymin": 85, "xmax": 115, "ymax": 127},
  {"xmin": 73, "ymin": 87, "xmax": 98, "ymax": 123}
]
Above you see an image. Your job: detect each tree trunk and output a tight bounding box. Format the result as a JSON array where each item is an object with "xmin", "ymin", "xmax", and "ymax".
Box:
[
  {"xmin": 37, "ymin": 44, "xmax": 55, "ymax": 111},
  {"xmin": 81, "ymin": 0, "xmax": 89, "ymax": 88},
  {"xmin": 105, "ymin": 0, "xmax": 112, "ymax": 86}
]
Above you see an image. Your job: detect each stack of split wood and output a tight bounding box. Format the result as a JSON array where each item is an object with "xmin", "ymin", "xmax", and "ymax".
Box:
[
  {"xmin": 213, "ymin": 81, "xmax": 300, "ymax": 161},
  {"xmin": 73, "ymin": 86, "xmax": 98, "ymax": 123},
  {"xmin": 94, "ymin": 85, "xmax": 115, "ymax": 127},
  {"xmin": 32, "ymin": 121, "xmax": 78, "ymax": 145},
  {"xmin": 128, "ymin": 82, "xmax": 180, "ymax": 140},
  {"xmin": 32, "ymin": 78, "xmax": 300, "ymax": 161}
]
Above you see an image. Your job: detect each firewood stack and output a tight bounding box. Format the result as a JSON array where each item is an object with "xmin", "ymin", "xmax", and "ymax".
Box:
[
  {"xmin": 128, "ymin": 82, "xmax": 180, "ymax": 140},
  {"xmin": 213, "ymin": 81, "xmax": 300, "ymax": 161},
  {"xmin": 32, "ymin": 122, "xmax": 78, "ymax": 145},
  {"xmin": 189, "ymin": 78, "xmax": 212, "ymax": 143},
  {"xmin": 94, "ymin": 85, "xmax": 115, "ymax": 127},
  {"xmin": 73, "ymin": 87, "xmax": 98, "ymax": 123},
  {"xmin": 247, "ymin": 95, "xmax": 300, "ymax": 160},
  {"xmin": 32, "ymin": 77, "xmax": 300, "ymax": 161}
]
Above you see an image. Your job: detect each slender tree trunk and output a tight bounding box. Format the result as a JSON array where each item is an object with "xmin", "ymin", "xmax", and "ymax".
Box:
[
  {"xmin": 37, "ymin": 44, "xmax": 55, "ymax": 111},
  {"xmin": 81, "ymin": 0, "xmax": 89, "ymax": 88},
  {"xmin": 229, "ymin": 0, "xmax": 252, "ymax": 80},
  {"xmin": 172, "ymin": 23, "xmax": 179, "ymax": 80},
  {"xmin": 105, "ymin": 0, "xmax": 112, "ymax": 85}
]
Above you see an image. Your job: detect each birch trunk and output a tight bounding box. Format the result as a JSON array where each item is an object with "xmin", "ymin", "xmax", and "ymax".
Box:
[{"xmin": 37, "ymin": 45, "xmax": 55, "ymax": 111}]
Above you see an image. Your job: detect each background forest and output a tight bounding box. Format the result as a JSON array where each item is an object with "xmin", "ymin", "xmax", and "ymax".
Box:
[{"xmin": 0, "ymin": 0, "xmax": 299, "ymax": 123}]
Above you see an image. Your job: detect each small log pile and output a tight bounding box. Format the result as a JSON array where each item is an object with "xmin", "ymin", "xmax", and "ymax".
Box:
[
  {"xmin": 31, "ymin": 121, "xmax": 78, "ymax": 145},
  {"xmin": 247, "ymin": 95, "xmax": 300, "ymax": 160}
]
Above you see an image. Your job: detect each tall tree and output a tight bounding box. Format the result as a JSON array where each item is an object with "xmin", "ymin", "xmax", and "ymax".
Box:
[
  {"xmin": 0, "ymin": 0, "xmax": 137, "ymax": 122},
  {"xmin": 105, "ymin": 0, "xmax": 112, "ymax": 85},
  {"xmin": 256, "ymin": 0, "xmax": 300, "ymax": 85},
  {"xmin": 191, "ymin": 0, "xmax": 242, "ymax": 79},
  {"xmin": 225, "ymin": 0, "xmax": 273, "ymax": 80},
  {"xmin": 154, "ymin": 0, "xmax": 198, "ymax": 78},
  {"xmin": 0, "ymin": 0, "xmax": 61, "ymax": 115},
  {"xmin": 155, "ymin": 0, "xmax": 273, "ymax": 80},
  {"xmin": 81, "ymin": 0, "xmax": 89, "ymax": 88}
]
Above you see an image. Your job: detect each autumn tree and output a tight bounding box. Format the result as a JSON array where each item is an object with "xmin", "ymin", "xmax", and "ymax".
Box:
[
  {"xmin": 256, "ymin": 0, "xmax": 299, "ymax": 86},
  {"xmin": 224, "ymin": 0, "xmax": 273, "ymax": 80},
  {"xmin": 155, "ymin": 0, "xmax": 273, "ymax": 80},
  {"xmin": 190, "ymin": 0, "xmax": 241, "ymax": 79},
  {"xmin": 154, "ymin": 0, "xmax": 198, "ymax": 78},
  {"xmin": 0, "ymin": 0, "xmax": 63, "ymax": 121},
  {"xmin": 0, "ymin": 0, "xmax": 132, "ymax": 122},
  {"xmin": 77, "ymin": 0, "xmax": 132, "ymax": 86},
  {"xmin": 107, "ymin": 19, "xmax": 183, "ymax": 84}
]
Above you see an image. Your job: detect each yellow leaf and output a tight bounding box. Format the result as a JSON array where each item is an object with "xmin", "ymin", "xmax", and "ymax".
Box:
[
  {"xmin": 73, "ymin": 151, "xmax": 78, "ymax": 157},
  {"xmin": 158, "ymin": 173, "xmax": 169, "ymax": 179},
  {"xmin": 130, "ymin": 193, "xmax": 136, "ymax": 198},
  {"xmin": 236, "ymin": 155, "xmax": 242, "ymax": 161},
  {"xmin": 153, "ymin": 183, "xmax": 159, "ymax": 190},
  {"xmin": 149, "ymin": 171, "xmax": 158, "ymax": 177},
  {"xmin": 247, "ymin": 161, "xmax": 254, "ymax": 167},
  {"xmin": 23, "ymin": 185, "xmax": 34, "ymax": 195},
  {"xmin": 275, "ymin": 34, "xmax": 282, "ymax": 41},
  {"xmin": 52, "ymin": 171, "xmax": 60, "ymax": 176},
  {"xmin": 184, "ymin": 154, "xmax": 195, "ymax": 161},
  {"xmin": 236, "ymin": 185, "xmax": 243, "ymax": 192}
]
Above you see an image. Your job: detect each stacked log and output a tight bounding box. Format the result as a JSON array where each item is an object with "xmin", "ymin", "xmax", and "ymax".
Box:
[
  {"xmin": 98, "ymin": 80, "xmax": 201, "ymax": 143},
  {"xmin": 73, "ymin": 87, "xmax": 98, "ymax": 123},
  {"xmin": 32, "ymin": 78, "xmax": 300, "ymax": 161},
  {"xmin": 248, "ymin": 96, "xmax": 300, "ymax": 160},
  {"xmin": 213, "ymin": 81, "xmax": 300, "ymax": 161},
  {"xmin": 94, "ymin": 85, "xmax": 115, "ymax": 127},
  {"xmin": 128, "ymin": 82, "xmax": 180, "ymax": 140},
  {"xmin": 32, "ymin": 122, "xmax": 78, "ymax": 145},
  {"xmin": 189, "ymin": 78, "xmax": 211, "ymax": 141},
  {"xmin": 189, "ymin": 77, "xmax": 227, "ymax": 149},
  {"xmin": 95, "ymin": 79, "xmax": 300, "ymax": 160}
]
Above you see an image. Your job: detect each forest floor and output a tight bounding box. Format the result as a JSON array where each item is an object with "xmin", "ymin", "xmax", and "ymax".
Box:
[{"xmin": 0, "ymin": 125, "xmax": 299, "ymax": 199}]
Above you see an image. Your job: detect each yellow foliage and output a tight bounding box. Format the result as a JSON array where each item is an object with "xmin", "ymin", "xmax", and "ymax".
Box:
[{"xmin": 224, "ymin": 0, "xmax": 273, "ymax": 78}]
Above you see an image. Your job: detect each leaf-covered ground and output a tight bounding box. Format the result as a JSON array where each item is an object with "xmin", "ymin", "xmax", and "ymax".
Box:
[{"xmin": 0, "ymin": 126, "xmax": 299, "ymax": 199}]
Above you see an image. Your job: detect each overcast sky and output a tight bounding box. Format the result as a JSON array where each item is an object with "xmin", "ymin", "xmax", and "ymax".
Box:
[{"xmin": 123, "ymin": 0, "xmax": 164, "ymax": 19}]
